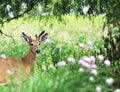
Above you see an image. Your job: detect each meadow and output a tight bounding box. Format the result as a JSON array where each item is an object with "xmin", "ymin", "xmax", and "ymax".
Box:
[{"xmin": 0, "ymin": 16, "xmax": 119, "ymax": 92}]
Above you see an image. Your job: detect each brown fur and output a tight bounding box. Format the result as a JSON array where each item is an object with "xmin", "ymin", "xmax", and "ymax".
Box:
[
  {"xmin": 0, "ymin": 31, "xmax": 48, "ymax": 91},
  {"xmin": 0, "ymin": 47, "xmax": 36, "ymax": 84}
]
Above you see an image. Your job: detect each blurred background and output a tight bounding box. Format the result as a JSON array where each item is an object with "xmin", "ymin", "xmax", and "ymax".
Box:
[{"xmin": 0, "ymin": 0, "xmax": 120, "ymax": 92}]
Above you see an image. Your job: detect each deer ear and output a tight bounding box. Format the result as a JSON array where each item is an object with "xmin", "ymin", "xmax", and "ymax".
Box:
[
  {"xmin": 22, "ymin": 32, "xmax": 32, "ymax": 43},
  {"xmin": 22, "ymin": 35, "xmax": 30, "ymax": 43},
  {"xmin": 40, "ymin": 33, "xmax": 48, "ymax": 42}
]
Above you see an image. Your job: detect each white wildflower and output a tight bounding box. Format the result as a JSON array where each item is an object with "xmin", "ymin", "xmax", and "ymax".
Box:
[
  {"xmin": 87, "ymin": 41, "xmax": 93, "ymax": 47},
  {"xmin": 106, "ymin": 78, "xmax": 114, "ymax": 86},
  {"xmin": 6, "ymin": 70, "xmax": 13, "ymax": 76},
  {"xmin": 89, "ymin": 56, "xmax": 95, "ymax": 64},
  {"xmin": 49, "ymin": 64, "xmax": 54, "ymax": 69},
  {"xmin": 56, "ymin": 61, "xmax": 66, "ymax": 67},
  {"xmin": 78, "ymin": 60, "xmax": 84, "ymax": 65},
  {"xmin": 89, "ymin": 76, "xmax": 94, "ymax": 81},
  {"xmin": 87, "ymin": 41, "xmax": 93, "ymax": 51},
  {"xmin": 114, "ymin": 89, "xmax": 120, "ymax": 92},
  {"xmin": 78, "ymin": 59, "xmax": 94, "ymax": 69},
  {"xmin": 79, "ymin": 43, "xmax": 84, "ymax": 50},
  {"xmin": 83, "ymin": 56, "xmax": 91, "ymax": 63},
  {"xmin": 98, "ymin": 55, "xmax": 104, "ymax": 62},
  {"xmin": 91, "ymin": 69, "xmax": 98, "ymax": 76},
  {"xmin": 91, "ymin": 64, "xmax": 97, "ymax": 69},
  {"xmin": 104, "ymin": 60, "xmax": 111, "ymax": 67},
  {"xmin": 96, "ymin": 86, "xmax": 101, "ymax": 92},
  {"xmin": 67, "ymin": 57, "xmax": 75, "ymax": 63},
  {"xmin": 87, "ymin": 45, "xmax": 93, "ymax": 51},
  {"xmin": 80, "ymin": 60, "xmax": 91, "ymax": 69},
  {"xmin": 41, "ymin": 66, "xmax": 47, "ymax": 71},
  {"xmin": 78, "ymin": 67, "xmax": 84, "ymax": 72}
]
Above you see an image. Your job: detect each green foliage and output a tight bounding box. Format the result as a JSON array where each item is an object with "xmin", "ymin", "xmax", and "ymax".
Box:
[
  {"xmin": 0, "ymin": 16, "xmax": 119, "ymax": 92},
  {"xmin": 103, "ymin": 26, "xmax": 120, "ymax": 61},
  {"xmin": 0, "ymin": 0, "xmax": 120, "ymax": 24},
  {"xmin": 98, "ymin": 0, "xmax": 120, "ymax": 62},
  {"xmin": 0, "ymin": 0, "xmax": 38, "ymax": 24},
  {"xmin": 1, "ymin": 0, "xmax": 120, "ymax": 63}
]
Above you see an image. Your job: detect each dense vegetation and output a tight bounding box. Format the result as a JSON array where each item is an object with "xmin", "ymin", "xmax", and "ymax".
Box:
[
  {"xmin": 0, "ymin": 16, "xmax": 120, "ymax": 92},
  {"xmin": 0, "ymin": 0, "xmax": 120, "ymax": 92},
  {"xmin": 1, "ymin": 0, "xmax": 120, "ymax": 61}
]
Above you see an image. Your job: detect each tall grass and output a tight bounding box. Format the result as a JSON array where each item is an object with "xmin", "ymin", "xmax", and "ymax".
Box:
[{"xmin": 0, "ymin": 16, "xmax": 119, "ymax": 92}]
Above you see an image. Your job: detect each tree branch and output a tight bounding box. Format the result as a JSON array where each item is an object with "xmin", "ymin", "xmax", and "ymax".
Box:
[
  {"xmin": 4, "ymin": 6, "xmax": 34, "ymax": 23},
  {"xmin": 0, "ymin": 29, "xmax": 16, "ymax": 42}
]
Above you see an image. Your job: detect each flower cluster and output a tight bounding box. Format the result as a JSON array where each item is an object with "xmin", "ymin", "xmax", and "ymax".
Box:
[
  {"xmin": 78, "ymin": 41, "xmax": 117, "ymax": 91},
  {"xmin": 47, "ymin": 41, "xmax": 117, "ymax": 92},
  {"xmin": 56, "ymin": 61, "xmax": 66, "ymax": 67},
  {"xmin": 78, "ymin": 53, "xmax": 114, "ymax": 91},
  {"xmin": 79, "ymin": 41, "xmax": 93, "ymax": 51},
  {"xmin": 78, "ymin": 56, "xmax": 97, "ymax": 76}
]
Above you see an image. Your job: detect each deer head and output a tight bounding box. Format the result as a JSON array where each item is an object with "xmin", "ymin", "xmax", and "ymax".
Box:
[{"xmin": 22, "ymin": 30, "xmax": 48, "ymax": 55}]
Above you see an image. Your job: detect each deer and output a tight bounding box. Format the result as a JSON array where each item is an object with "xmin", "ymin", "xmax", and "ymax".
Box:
[{"xmin": 0, "ymin": 30, "xmax": 48, "ymax": 91}]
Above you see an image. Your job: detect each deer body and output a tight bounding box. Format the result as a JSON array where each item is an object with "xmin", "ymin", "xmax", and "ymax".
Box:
[
  {"xmin": 0, "ymin": 31, "xmax": 48, "ymax": 87},
  {"xmin": 0, "ymin": 49, "xmax": 35, "ymax": 84}
]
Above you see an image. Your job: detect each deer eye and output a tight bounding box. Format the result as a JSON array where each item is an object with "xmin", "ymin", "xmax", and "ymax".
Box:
[
  {"xmin": 30, "ymin": 43, "xmax": 34, "ymax": 46},
  {"xmin": 38, "ymin": 43, "xmax": 41, "ymax": 45}
]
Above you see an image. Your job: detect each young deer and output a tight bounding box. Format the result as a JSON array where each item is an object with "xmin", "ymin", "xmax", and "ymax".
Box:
[{"xmin": 0, "ymin": 31, "xmax": 48, "ymax": 89}]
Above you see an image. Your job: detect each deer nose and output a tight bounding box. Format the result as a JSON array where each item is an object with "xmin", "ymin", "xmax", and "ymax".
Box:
[{"xmin": 36, "ymin": 49, "xmax": 40, "ymax": 54}]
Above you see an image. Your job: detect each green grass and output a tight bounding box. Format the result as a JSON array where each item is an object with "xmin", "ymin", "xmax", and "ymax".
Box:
[{"xmin": 0, "ymin": 16, "xmax": 119, "ymax": 92}]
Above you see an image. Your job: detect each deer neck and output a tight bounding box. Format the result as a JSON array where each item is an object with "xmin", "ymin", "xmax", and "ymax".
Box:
[{"xmin": 22, "ymin": 47, "xmax": 36, "ymax": 66}]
